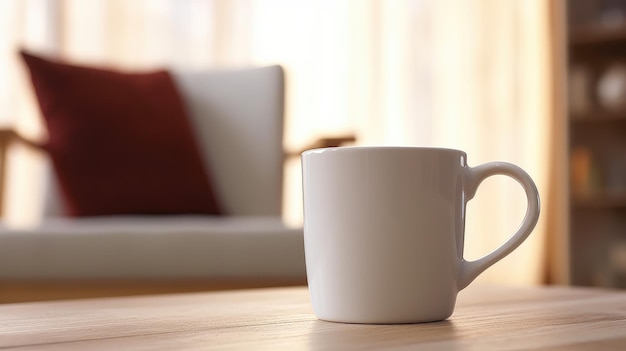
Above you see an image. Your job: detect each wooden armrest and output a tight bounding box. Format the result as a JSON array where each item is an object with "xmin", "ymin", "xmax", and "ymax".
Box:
[
  {"xmin": 0, "ymin": 128, "xmax": 45, "ymax": 216},
  {"xmin": 286, "ymin": 134, "xmax": 356, "ymax": 158},
  {"xmin": 0, "ymin": 128, "xmax": 45, "ymax": 151}
]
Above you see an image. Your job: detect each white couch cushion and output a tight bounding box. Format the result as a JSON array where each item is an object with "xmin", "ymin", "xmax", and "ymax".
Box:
[
  {"xmin": 174, "ymin": 66, "xmax": 285, "ymax": 217},
  {"xmin": 0, "ymin": 216, "xmax": 304, "ymax": 279}
]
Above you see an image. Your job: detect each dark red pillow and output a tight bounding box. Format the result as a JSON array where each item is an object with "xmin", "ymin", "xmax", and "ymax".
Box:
[{"xmin": 20, "ymin": 51, "xmax": 222, "ymax": 216}]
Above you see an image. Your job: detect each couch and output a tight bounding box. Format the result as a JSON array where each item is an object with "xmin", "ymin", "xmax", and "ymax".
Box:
[{"xmin": 0, "ymin": 61, "xmax": 352, "ymax": 303}]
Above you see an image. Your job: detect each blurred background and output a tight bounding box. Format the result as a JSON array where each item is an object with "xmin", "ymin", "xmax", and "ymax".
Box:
[{"xmin": 1, "ymin": 0, "xmax": 624, "ymax": 294}]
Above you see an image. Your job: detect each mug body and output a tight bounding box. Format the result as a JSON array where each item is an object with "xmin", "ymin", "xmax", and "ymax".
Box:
[{"xmin": 302, "ymin": 147, "xmax": 467, "ymax": 324}]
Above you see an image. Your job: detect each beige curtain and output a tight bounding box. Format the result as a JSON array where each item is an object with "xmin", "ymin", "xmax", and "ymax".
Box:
[{"xmin": 0, "ymin": 0, "xmax": 566, "ymax": 285}]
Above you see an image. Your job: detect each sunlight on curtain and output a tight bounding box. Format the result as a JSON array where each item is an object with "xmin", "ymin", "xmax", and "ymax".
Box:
[
  {"xmin": 0, "ymin": 0, "xmax": 559, "ymax": 285},
  {"xmin": 1, "ymin": 0, "xmax": 59, "ymax": 228},
  {"xmin": 427, "ymin": 0, "xmax": 554, "ymax": 285}
]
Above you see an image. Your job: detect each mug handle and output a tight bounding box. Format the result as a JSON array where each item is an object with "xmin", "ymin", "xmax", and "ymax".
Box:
[{"xmin": 457, "ymin": 162, "xmax": 540, "ymax": 290}]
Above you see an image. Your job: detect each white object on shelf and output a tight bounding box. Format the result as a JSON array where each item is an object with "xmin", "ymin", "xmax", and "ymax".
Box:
[{"xmin": 597, "ymin": 64, "xmax": 626, "ymax": 111}]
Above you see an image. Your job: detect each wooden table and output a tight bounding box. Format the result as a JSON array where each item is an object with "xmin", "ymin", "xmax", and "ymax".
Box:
[{"xmin": 1, "ymin": 284, "xmax": 625, "ymax": 350}]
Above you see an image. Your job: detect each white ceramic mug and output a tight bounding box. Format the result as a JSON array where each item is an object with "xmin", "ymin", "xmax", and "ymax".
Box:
[{"xmin": 302, "ymin": 147, "xmax": 540, "ymax": 324}]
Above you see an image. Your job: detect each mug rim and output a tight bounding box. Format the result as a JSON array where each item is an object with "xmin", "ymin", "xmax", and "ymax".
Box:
[{"xmin": 302, "ymin": 146, "xmax": 466, "ymax": 157}]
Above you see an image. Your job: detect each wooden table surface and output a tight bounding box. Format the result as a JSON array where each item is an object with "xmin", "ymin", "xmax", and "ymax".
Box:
[{"xmin": 1, "ymin": 284, "xmax": 625, "ymax": 350}]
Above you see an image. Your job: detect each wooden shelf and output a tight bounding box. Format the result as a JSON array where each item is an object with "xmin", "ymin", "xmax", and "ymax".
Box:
[
  {"xmin": 566, "ymin": 2, "xmax": 626, "ymax": 289},
  {"xmin": 572, "ymin": 191, "xmax": 626, "ymax": 208},
  {"xmin": 571, "ymin": 113, "xmax": 626, "ymax": 123},
  {"xmin": 570, "ymin": 25, "xmax": 626, "ymax": 47}
]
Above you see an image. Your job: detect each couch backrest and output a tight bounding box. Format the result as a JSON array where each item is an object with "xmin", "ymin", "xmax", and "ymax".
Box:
[{"xmin": 43, "ymin": 66, "xmax": 285, "ymax": 217}]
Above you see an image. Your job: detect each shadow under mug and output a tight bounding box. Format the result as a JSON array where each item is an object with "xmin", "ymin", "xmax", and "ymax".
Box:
[{"xmin": 301, "ymin": 147, "xmax": 540, "ymax": 324}]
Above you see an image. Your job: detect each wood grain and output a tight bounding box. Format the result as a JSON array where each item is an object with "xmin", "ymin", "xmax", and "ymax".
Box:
[
  {"xmin": 0, "ymin": 278, "xmax": 307, "ymax": 303},
  {"xmin": 0, "ymin": 285, "xmax": 625, "ymax": 350}
]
